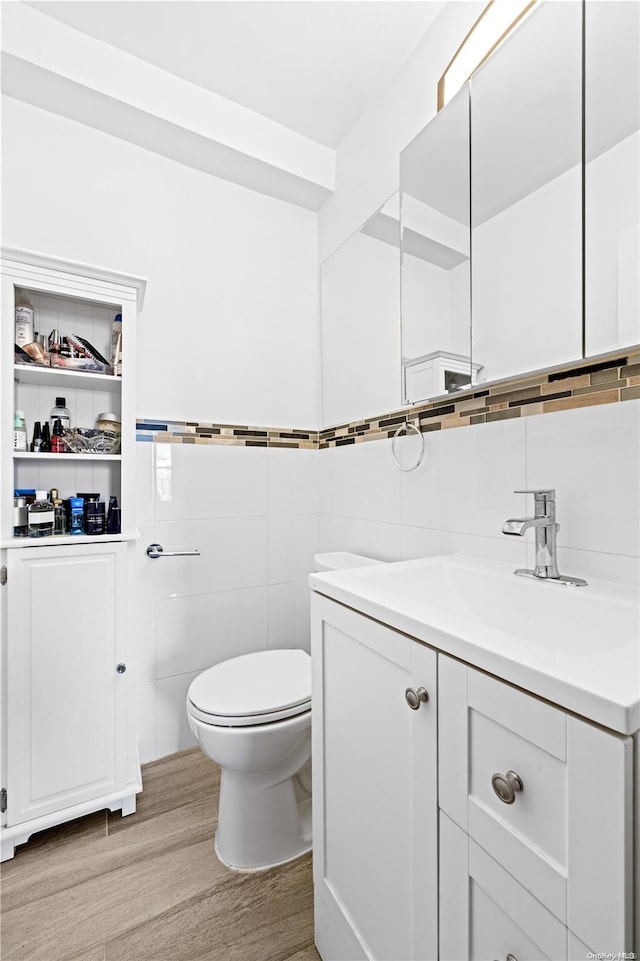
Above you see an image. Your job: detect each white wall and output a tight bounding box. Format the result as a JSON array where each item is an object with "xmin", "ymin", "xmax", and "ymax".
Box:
[
  {"xmin": 318, "ymin": 2, "xmax": 484, "ymax": 264},
  {"xmin": 321, "ymin": 226, "xmax": 400, "ymax": 427},
  {"xmin": 319, "ymin": 401, "xmax": 640, "ymax": 588},
  {"xmin": 318, "ymin": 1, "xmax": 482, "ymax": 421},
  {"xmin": 402, "ymin": 256, "xmax": 469, "ymax": 361},
  {"xmin": 1, "ymin": 97, "xmax": 319, "ymax": 429},
  {"xmin": 2, "ymin": 95, "xmax": 322, "ymax": 763}
]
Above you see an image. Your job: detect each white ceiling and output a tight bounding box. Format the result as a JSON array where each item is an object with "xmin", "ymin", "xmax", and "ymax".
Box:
[{"xmin": 25, "ymin": 1, "xmax": 444, "ymax": 147}]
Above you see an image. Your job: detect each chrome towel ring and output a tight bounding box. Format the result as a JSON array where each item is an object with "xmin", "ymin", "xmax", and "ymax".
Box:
[{"xmin": 391, "ymin": 419, "xmax": 425, "ymax": 472}]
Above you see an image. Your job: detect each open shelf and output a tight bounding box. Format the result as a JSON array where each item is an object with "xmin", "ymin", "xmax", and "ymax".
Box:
[
  {"xmin": 1, "ymin": 530, "xmax": 139, "ymax": 549},
  {"xmin": 13, "ymin": 452, "xmax": 121, "ymax": 462},
  {"xmin": 13, "ymin": 364, "xmax": 122, "ymax": 393}
]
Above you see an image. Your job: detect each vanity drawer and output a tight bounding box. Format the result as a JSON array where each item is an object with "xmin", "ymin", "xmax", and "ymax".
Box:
[
  {"xmin": 438, "ymin": 655, "xmax": 634, "ymax": 952},
  {"xmin": 440, "ymin": 812, "xmax": 567, "ymax": 961}
]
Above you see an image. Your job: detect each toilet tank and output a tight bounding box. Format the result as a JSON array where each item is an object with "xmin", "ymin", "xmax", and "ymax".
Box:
[{"xmin": 312, "ymin": 552, "xmax": 386, "ymax": 573}]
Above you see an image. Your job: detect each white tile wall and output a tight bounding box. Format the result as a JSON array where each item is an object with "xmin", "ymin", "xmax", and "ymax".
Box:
[
  {"xmin": 132, "ymin": 439, "xmax": 320, "ymax": 762},
  {"xmin": 132, "ymin": 399, "xmax": 640, "ymax": 763},
  {"xmin": 268, "ymin": 581, "xmax": 313, "ymax": 652},
  {"xmin": 319, "ymin": 401, "xmax": 640, "ymax": 586},
  {"xmin": 525, "ymin": 401, "xmax": 640, "ymax": 557}
]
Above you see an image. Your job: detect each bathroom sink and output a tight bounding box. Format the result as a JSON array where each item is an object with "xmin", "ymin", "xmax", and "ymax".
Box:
[{"xmin": 309, "ymin": 554, "xmax": 640, "ymax": 734}]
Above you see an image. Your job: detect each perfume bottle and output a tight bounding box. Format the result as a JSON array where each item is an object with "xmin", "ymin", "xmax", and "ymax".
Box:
[
  {"xmin": 28, "ymin": 490, "xmax": 54, "ymax": 538},
  {"xmin": 53, "ymin": 499, "xmax": 67, "ymax": 535}
]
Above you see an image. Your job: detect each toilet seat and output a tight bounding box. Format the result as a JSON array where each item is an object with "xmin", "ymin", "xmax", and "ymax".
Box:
[{"xmin": 187, "ymin": 649, "xmax": 311, "ymax": 727}]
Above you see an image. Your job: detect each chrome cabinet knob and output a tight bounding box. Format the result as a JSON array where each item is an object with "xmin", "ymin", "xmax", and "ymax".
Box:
[
  {"xmin": 491, "ymin": 770, "xmax": 523, "ymax": 804},
  {"xmin": 116, "ymin": 663, "xmax": 127, "ymax": 674},
  {"xmin": 493, "ymin": 956, "xmax": 518, "ymax": 961},
  {"xmin": 405, "ymin": 686, "xmax": 429, "ymax": 710}
]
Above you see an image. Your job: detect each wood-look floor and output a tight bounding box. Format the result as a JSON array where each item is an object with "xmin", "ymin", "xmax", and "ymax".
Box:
[{"xmin": 1, "ymin": 749, "xmax": 321, "ymax": 961}]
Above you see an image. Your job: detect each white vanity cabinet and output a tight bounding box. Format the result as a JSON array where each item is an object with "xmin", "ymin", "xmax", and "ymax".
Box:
[
  {"xmin": 0, "ymin": 249, "xmax": 145, "ymax": 860},
  {"xmin": 311, "ymin": 591, "xmax": 637, "ymax": 961},
  {"xmin": 439, "ymin": 655, "xmax": 634, "ymax": 959},
  {"xmin": 310, "ymin": 593, "xmax": 438, "ymax": 961}
]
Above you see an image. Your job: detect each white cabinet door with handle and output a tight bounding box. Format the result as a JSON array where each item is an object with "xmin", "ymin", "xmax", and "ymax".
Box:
[
  {"xmin": 3, "ymin": 543, "xmax": 136, "ymax": 843},
  {"xmin": 311, "ymin": 593, "xmax": 438, "ymax": 961}
]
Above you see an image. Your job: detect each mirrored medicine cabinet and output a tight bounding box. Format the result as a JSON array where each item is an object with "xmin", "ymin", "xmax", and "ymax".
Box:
[{"xmin": 396, "ymin": 0, "xmax": 640, "ymax": 407}]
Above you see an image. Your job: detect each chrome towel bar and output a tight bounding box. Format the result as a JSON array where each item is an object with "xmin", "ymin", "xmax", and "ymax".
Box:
[{"xmin": 146, "ymin": 543, "xmax": 201, "ymax": 559}]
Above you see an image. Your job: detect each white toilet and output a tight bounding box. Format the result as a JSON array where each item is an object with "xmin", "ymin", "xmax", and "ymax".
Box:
[{"xmin": 186, "ymin": 551, "xmax": 383, "ymax": 871}]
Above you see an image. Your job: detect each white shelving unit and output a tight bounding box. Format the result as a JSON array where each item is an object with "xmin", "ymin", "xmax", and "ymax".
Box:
[
  {"xmin": 1, "ymin": 248, "xmax": 145, "ymax": 542},
  {"xmin": 0, "ymin": 248, "xmax": 146, "ymax": 859}
]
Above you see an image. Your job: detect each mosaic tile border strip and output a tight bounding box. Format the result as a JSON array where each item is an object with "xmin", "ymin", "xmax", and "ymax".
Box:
[
  {"xmin": 136, "ymin": 419, "xmax": 318, "ymax": 449},
  {"xmin": 319, "ymin": 348, "xmax": 640, "ymax": 448},
  {"xmin": 136, "ymin": 349, "xmax": 640, "ymax": 451}
]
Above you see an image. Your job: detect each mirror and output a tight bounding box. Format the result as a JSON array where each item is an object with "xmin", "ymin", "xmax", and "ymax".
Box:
[
  {"xmin": 585, "ymin": 1, "xmax": 640, "ymax": 356},
  {"xmin": 320, "ymin": 195, "xmax": 400, "ymax": 427},
  {"xmin": 470, "ymin": 0, "xmax": 583, "ymax": 385},
  {"xmin": 400, "ymin": 85, "xmax": 472, "ymax": 405}
]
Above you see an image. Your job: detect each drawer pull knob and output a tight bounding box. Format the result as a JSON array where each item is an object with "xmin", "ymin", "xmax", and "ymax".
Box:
[
  {"xmin": 491, "ymin": 770, "xmax": 523, "ymax": 804},
  {"xmin": 405, "ymin": 686, "xmax": 429, "ymax": 710},
  {"xmin": 494, "ymin": 956, "xmax": 519, "ymax": 961}
]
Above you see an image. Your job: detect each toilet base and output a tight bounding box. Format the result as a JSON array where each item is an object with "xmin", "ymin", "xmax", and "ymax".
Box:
[
  {"xmin": 214, "ymin": 770, "xmax": 312, "ymax": 871},
  {"xmin": 214, "ymin": 797, "xmax": 312, "ymax": 872}
]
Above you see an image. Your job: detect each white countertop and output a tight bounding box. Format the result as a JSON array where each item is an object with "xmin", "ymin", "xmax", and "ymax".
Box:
[{"xmin": 309, "ymin": 554, "xmax": 640, "ymax": 736}]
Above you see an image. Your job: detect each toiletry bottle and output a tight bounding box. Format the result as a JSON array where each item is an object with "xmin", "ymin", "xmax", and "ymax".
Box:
[
  {"xmin": 51, "ymin": 418, "xmax": 65, "ymax": 453},
  {"xmin": 53, "ymin": 499, "xmax": 67, "ymax": 535},
  {"xmin": 107, "ymin": 495, "xmax": 121, "ymax": 534},
  {"xmin": 30, "ymin": 421, "xmax": 43, "ymax": 453},
  {"xmin": 13, "ymin": 410, "xmax": 27, "ymax": 451},
  {"xmin": 15, "ymin": 290, "xmax": 34, "ymax": 347},
  {"xmin": 13, "ymin": 496, "xmax": 29, "ymax": 537},
  {"xmin": 40, "ymin": 422, "xmax": 51, "ymax": 453},
  {"xmin": 49, "ymin": 397, "xmax": 71, "ymax": 431},
  {"xmin": 28, "ymin": 490, "xmax": 54, "ymax": 537},
  {"xmin": 85, "ymin": 501, "xmax": 106, "ymax": 535},
  {"xmin": 69, "ymin": 497, "xmax": 84, "ymax": 535},
  {"xmin": 112, "ymin": 313, "xmax": 122, "ymax": 376}
]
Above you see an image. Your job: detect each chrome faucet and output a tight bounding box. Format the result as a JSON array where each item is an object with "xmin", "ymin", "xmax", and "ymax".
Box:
[{"xmin": 502, "ymin": 489, "xmax": 587, "ymax": 587}]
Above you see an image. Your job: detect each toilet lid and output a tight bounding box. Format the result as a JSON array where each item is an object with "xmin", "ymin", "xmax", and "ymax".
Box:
[{"xmin": 188, "ymin": 649, "xmax": 311, "ymax": 725}]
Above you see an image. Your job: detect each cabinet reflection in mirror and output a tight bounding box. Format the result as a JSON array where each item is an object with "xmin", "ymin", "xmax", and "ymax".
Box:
[
  {"xmin": 471, "ymin": 0, "xmax": 582, "ymax": 386},
  {"xmin": 585, "ymin": 1, "xmax": 640, "ymax": 356},
  {"xmin": 400, "ymin": 85, "xmax": 472, "ymax": 405},
  {"xmin": 320, "ymin": 194, "xmax": 400, "ymax": 427}
]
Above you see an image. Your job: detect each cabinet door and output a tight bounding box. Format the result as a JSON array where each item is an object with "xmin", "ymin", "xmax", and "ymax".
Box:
[
  {"xmin": 439, "ymin": 655, "xmax": 634, "ymax": 953},
  {"xmin": 311, "ymin": 594, "xmax": 437, "ymax": 961},
  {"xmin": 5, "ymin": 543, "xmax": 128, "ymax": 826},
  {"xmin": 440, "ymin": 812, "xmax": 568, "ymax": 961}
]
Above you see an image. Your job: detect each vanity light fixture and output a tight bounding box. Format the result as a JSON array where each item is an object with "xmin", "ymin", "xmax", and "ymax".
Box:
[{"xmin": 437, "ymin": 0, "xmax": 538, "ymax": 110}]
